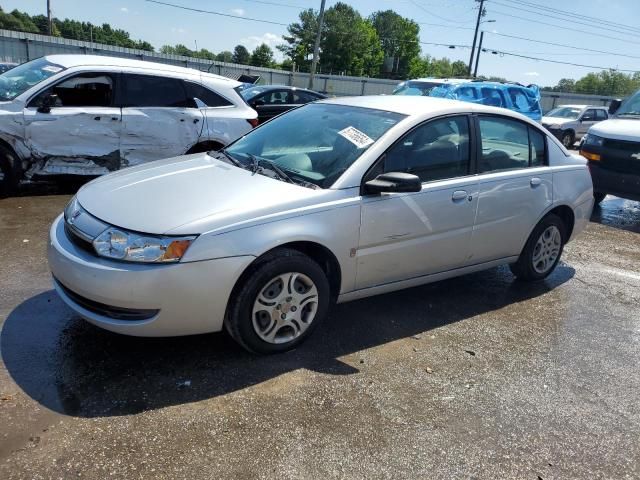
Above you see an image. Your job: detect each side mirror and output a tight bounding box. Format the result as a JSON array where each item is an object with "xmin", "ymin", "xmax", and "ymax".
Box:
[
  {"xmin": 609, "ymin": 99, "xmax": 622, "ymax": 115},
  {"xmin": 37, "ymin": 93, "xmax": 58, "ymax": 113},
  {"xmin": 364, "ymin": 172, "xmax": 422, "ymax": 195}
]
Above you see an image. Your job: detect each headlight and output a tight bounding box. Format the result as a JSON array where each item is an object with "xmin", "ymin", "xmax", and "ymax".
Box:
[
  {"xmin": 583, "ymin": 134, "xmax": 604, "ymax": 147},
  {"xmin": 93, "ymin": 227, "xmax": 196, "ymax": 263}
]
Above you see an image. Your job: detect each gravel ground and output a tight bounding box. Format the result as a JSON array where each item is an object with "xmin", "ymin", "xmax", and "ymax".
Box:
[{"xmin": 1, "ymin": 193, "xmax": 639, "ymax": 480}]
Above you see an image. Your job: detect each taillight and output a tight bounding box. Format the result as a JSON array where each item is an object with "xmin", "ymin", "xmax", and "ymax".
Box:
[{"xmin": 247, "ymin": 118, "xmax": 259, "ymax": 128}]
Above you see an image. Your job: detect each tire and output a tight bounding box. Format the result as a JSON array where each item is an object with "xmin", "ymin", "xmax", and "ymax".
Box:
[
  {"xmin": 510, "ymin": 213, "xmax": 566, "ymax": 282},
  {"xmin": 593, "ymin": 192, "xmax": 607, "ymax": 205},
  {"xmin": 226, "ymin": 248, "xmax": 331, "ymax": 354},
  {"xmin": 561, "ymin": 131, "xmax": 575, "ymax": 149},
  {"xmin": 0, "ymin": 144, "xmax": 21, "ymax": 198}
]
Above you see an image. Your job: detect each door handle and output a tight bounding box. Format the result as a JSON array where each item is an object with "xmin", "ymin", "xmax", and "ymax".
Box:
[
  {"xmin": 452, "ymin": 190, "xmax": 468, "ymax": 201},
  {"xmin": 530, "ymin": 177, "xmax": 542, "ymax": 187},
  {"xmin": 93, "ymin": 116, "xmax": 101, "ymax": 121}
]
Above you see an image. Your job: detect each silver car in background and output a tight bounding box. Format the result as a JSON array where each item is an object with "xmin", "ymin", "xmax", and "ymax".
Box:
[
  {"xmin": 48, "ymin": 96, "xmax": 594, "ymax": 354},
  {"xmin": 542, "ymin": 104, "xmax": 609, "ymax": 148}
]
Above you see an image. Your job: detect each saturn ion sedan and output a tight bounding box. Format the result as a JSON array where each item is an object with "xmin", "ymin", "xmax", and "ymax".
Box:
[{"xmin": 48, "ymin": 96, "xmax": 594, "ymax": 354}]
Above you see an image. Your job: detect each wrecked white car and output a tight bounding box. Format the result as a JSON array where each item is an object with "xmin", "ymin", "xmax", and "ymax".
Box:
[{"xmin": 0, "ymin": 55, "xmax": 257, "ymax": 195}]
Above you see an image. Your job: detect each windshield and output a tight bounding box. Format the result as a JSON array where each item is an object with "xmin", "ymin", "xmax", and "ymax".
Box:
[
  {"xmin": 616, "ymin": 90, "xmax": 640, "ymax": 117},
  {"xmin": 240, "ymin": 86, "xmax": 272, "ymax": 102},
  {"xmin": 224, "ymin": 103, "xmax": 405, "ymax": 188},
  {"xmin": 0, "ymin": 57, "xmax": 65, "ymax": 101},
  {"xmin": 546, "ymin": 107, "xmax": 581, "ymax": 119},
  {"xmin": 392, "ymin": 81, "xmax": 444, "ymax": 96}
]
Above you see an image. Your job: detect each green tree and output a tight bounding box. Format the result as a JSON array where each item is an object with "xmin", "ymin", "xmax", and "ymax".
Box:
[
  {"xmin": 250, "ymin": 43, "xmax": 275, "ymax": 68},
  {"xmin": 369, "ymin": 10, "xmax": 420, "ymax": 78},
  {"xmin": 232, "ymin": 45, "xmax": 251, "ymax": 64},
  {"xmin": 277, "ymin": 8, "xmax": 318, "ymax": 71},
  {"xmin": 320, "ymin": 3, "xmax": 383, "ymax": 76},
  {"xmin": 215, "ymin": 51, "xmax": 233, "ymax": 62}
]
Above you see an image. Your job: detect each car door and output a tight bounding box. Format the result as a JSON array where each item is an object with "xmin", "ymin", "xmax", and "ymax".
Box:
[
  {"xmin": 577, "ymin": 108, "xmax": 597, "ymax": 137},
  {"xmin": 469, "ymin": 115, "xmax": 552, "ymax": 263},
  {"xmin": 252, "ymin": 89, "xmax": 294, "ymax": 123},
  {"xmin": 119, "ymin": 74, "xmax": 203, "ymax": 166},
  {"xmin": 356, "ymin": 115, "xmax": 479, "ymax": 290},
  {"xmin": 23, "ymin": 72, "xmax": 121, "ymax": 175}
]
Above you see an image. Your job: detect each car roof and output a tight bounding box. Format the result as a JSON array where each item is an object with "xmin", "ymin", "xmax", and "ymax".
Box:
[
  {"xmin": 243, "ymin": 84, "xmax": 321, "ymax": 93},
  {"xmin": 554, "ymin": 104, "xmax": 605, "ymax": 109},
  {"xmin": 43, "ymin": 54, "xmax": 240, "ymax": 86},
  {"xmin": 318, "ymin": 95, "xmax": 540, "ymax": 121}
]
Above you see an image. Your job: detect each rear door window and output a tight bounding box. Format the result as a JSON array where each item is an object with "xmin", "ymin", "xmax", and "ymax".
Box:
[
  {"xmin": 478, "ymin": 116, "xmax": 547, "ymax": 172},
  {"xmin": 480, "ymin": 88, "xmax": 506, "ymax": 108},
  {"xmin": 121, "ymin": 74, "xmax": 190, "ymax": 107},
  {"xmin": 595, "ymin": 109, "xmax": 608, "ymax": 120}
]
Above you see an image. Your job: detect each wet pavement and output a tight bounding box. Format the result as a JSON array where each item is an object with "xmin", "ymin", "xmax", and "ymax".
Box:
[{"xmin": 1, "ymin": 193, "xmax": 639, "ymax": 479}]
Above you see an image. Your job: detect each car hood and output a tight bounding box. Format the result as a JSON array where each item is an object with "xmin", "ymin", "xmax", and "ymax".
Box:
[
  {"xmin": 542, "ymin": 116, "xmax": 572, "ymax": 125},
  {"xmin": 77, "ymin": 153, "xmax": 326, "ymax": 235},
  {"xmin": 588, "ymin": 118, "xmax": 640, "ymax": 142}
]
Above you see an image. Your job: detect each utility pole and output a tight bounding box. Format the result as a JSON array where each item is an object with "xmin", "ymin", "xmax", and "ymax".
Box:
[
  {"xmin": 308, "ymin": 0, "xmax": 326, "ymax": 90},
  {"xmin": 473, "ymin": 31, "xmax": 484, "ymax": 78},
  {"xmin": 468, "ymin": 0, "xmax": 485, "ymax": 76},
  {"xmin": 47, "ymin": 0, "xmax": 53, "ymax": 35}
]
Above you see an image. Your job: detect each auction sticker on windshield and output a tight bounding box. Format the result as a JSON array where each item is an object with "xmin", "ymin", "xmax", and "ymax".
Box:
[{"xmin": 338, "ymin": 126, "xmax": 374, "ymax": 149}]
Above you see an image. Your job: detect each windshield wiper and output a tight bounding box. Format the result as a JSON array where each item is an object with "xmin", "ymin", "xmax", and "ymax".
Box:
[
  {"xmin": 246, "ymin": 154, "xmax": 296, "ymax": 185},
  {"xmin": 211, "ymin": 149, "xmax": 244, "ymax": 169}
]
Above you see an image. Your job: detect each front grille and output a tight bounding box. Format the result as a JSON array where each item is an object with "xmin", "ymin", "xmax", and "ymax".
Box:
[
  {"xmin": 601, "ymin": 138, "xmax": 640, "ymax": 174},
  {"xmin": 55, "ymin": 278, "xmax": 159, "ymax": 321},
  {"xmin": 64, "ymin": 223, "xmax": 96, "ymax": 255}
]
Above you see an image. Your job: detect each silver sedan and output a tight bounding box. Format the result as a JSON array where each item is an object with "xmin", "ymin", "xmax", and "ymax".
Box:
[{"xmin": 48, "ymin": 96, "xmax": 594, "ymax": 353}]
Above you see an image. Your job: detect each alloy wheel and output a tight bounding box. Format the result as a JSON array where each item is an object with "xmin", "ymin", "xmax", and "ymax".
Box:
[
  {"xmin": 532, "ymin": 225, "xmax": 562, "ymax": 274},
  {"xmin": 252, "ymin": 272, "xmax": 319, "ymax": 344}
]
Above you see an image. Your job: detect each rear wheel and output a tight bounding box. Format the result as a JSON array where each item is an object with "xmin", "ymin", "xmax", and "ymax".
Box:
[
  {"xmin": 510, "ymin": 214, "xmax": 566, "ymax": 281},
  {"xmin": 0, "ymin": 144, "xmax": 20, "ymax": 198},
  {"xmin": 561, "ymin": 131, "xmax": 575, "ymax": 149},
  {"xmin": 226, "ymin": 248, "xmax": 330, "ymax": 354},
  {"xmin": 593, "ymin": 192, "xmax": 607, "ymax": 205}
]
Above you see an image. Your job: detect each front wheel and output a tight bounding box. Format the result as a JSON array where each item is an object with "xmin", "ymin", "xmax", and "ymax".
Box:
[
  {"xmin": 510, "ymin": 214, "xmax": 566, "ymax": 281},
  {"xmin": 561, "ymin": 131, "xmax": 575, "ymax": 149},
  {"xmin": 226, "ymin": 249, "xmax": 331, "ymax": 354},
  {"xmin": 0, "ymin": 145, "xmax": 21, "ymax": 198}
]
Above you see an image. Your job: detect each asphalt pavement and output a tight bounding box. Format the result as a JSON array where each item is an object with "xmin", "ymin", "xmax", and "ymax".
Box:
[{"xmin": 0, "ymin": 193, "xmax": 639, "ymax": 479}]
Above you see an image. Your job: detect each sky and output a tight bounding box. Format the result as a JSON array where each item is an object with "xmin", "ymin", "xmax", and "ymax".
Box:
[{"xmin": 5, "ymin": 0, "xmax": 640, "ymax": 86}]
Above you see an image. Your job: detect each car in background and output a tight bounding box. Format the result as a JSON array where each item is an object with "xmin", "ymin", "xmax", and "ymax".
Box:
[
  {"xmin": 48, "ymin": 95, "xmax": 593, "ymax": 354},
  {"xmin": 580, "ymin": 89, "xmax": 640, "ymax": 204},
  {"xmin": 430, "ymin": 81, "xmax": 543, "ymax": 122},
  {"xmin": 542, "ymin": 105, "xmax": 609, "ymax": 149},
  {"xmin": 0, "ymin": 55, "xmax": 257, "ymax": 196},
  {"xmin": 392, "ymin": 77, "xmax": 468, "ymax": 96},
  {"xmin": 239, "ymin": 85, "xmax": 327, "ymax": 124}
]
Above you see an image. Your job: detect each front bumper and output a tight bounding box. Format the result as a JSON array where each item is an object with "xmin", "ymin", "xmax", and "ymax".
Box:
[
  {"xmin": 48, "ymin": 214, "xmax": 255, "ymax": 337},
  {"xmin": 588, "ymin": 162, "xmax": 640, "ymax": 202}
]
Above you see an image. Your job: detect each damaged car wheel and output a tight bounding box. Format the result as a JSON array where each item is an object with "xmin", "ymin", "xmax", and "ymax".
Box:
[{"xmin": 0, "ymin": 144, "xmax": 21, "ymax": 197}]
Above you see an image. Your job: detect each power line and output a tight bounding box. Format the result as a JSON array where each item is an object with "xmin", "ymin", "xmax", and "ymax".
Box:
[
  {"xmin": 409, "ymin": 0, "xmax": 476, "ymax": 24},
  {"xmin": 490, "ymin": 9, "xmax": 640, "ymax": 46},
  {"xmin": 504, "ymin": 0, "xmax": 640, "ymax": 35},
  {"xmin": 237, "ymin": 0, "xmax": 305, "ymax": 9},
  {"xmin": 490, "ymin": 0, "xmax": 640, "ymax": 38},
  {"xmin": 143, "ymin": 0, "xmax": 289, "ymax": 26},
  {"xmin": 483, "ymin": 47, "xmax": 640, "ymax": 73},
  {"xmin": 487, "ymin": 32, "xmax": 640, "ymax": 60}
]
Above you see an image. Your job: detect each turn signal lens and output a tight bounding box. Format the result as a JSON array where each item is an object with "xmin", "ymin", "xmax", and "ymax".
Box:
[
  {"xmin": 247, "ymin": 118, "xmax": 259, "ymax": 128},
  {"xmin": 580, "ymin": 150, "xmax": 601, "ymax": 161},
  {"xmin": 165, "ymin": 240, "xmax": 193, "ymax": 261}
]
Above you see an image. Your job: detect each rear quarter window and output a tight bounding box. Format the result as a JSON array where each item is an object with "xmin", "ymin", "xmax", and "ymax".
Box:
[{"xmin": 185, "ymin": 82, "xmax": 233, "ymax": 107}]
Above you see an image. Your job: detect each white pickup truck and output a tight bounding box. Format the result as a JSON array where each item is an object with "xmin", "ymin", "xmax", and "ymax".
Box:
[{"xmin": 579, "ymin": 90, "xmax": 640, "ymax": 204}]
